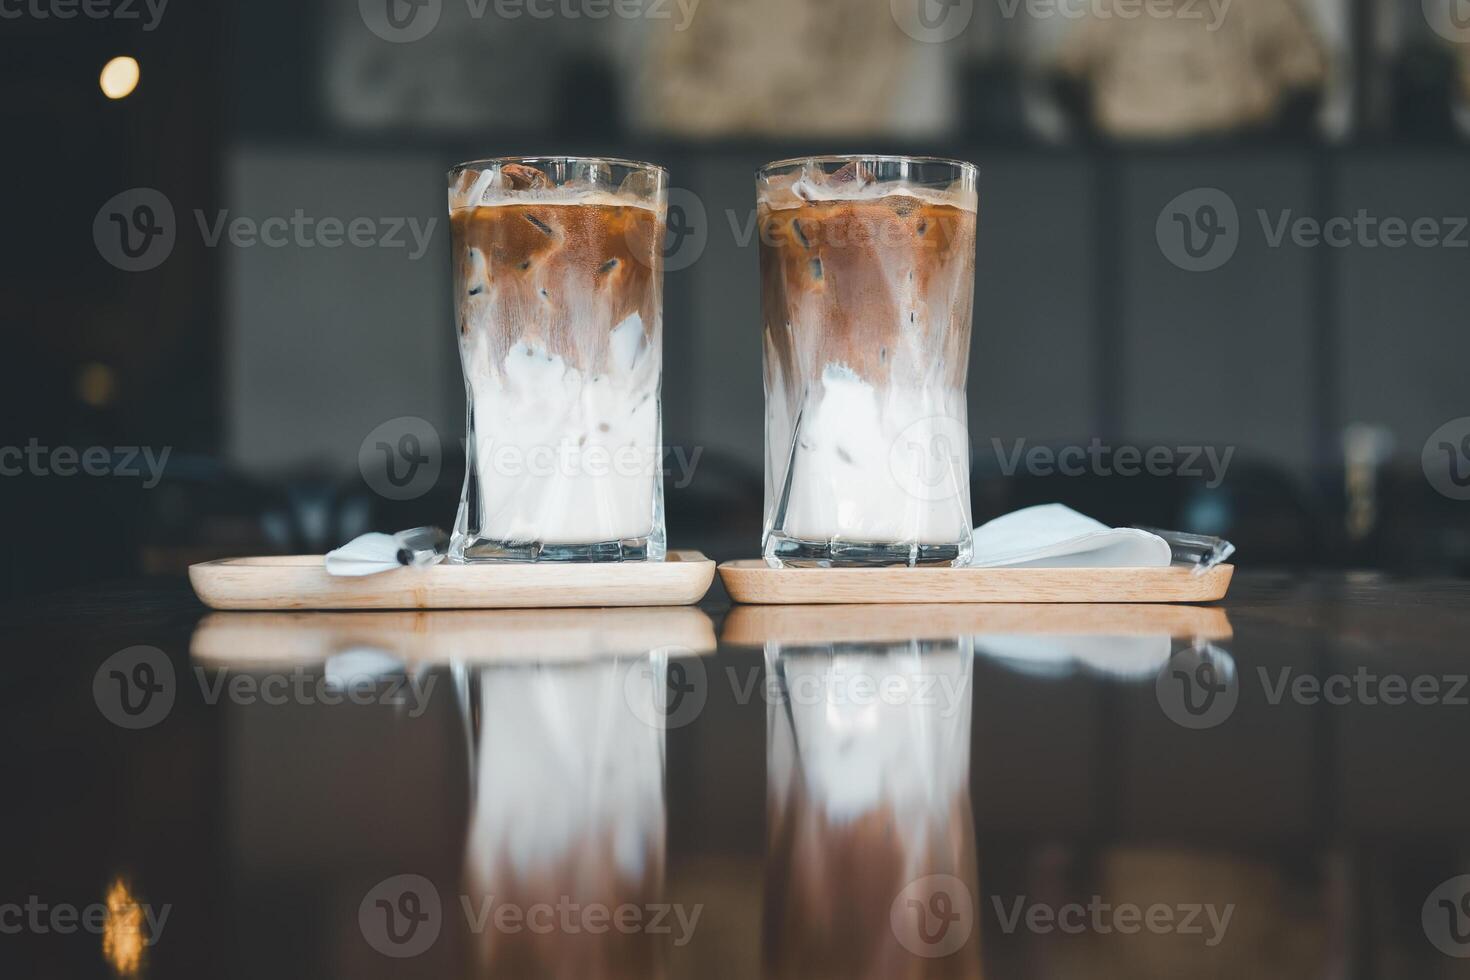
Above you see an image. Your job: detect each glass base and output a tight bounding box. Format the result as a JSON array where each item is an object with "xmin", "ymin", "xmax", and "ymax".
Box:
[
  {"xmin": 450, "ymin": 536, "xmax": 659, "ymax": 563},
  {"xmin": 763, "ymin": 532, "xmax": 966, "ymax": 568}
]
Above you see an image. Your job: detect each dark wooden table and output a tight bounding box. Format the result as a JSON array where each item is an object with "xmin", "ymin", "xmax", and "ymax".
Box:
[{"xmin": 6, "ymin": 571, "xmax": 1470, "ymax": 977}]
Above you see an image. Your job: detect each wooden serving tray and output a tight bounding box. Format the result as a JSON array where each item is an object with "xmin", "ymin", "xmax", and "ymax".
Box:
[
  {"xmin": 190, "ymin": 551, "xmax": 715, "ymax": 610},
  {"xmin": 718, "ymin": 562, "xmax": 1233, "ymax": 605}
]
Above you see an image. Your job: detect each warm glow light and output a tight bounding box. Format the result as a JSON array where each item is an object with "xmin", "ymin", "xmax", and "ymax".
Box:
[
  {"xmin": 100, "ymin": 57, "xmax": 140, "ymax": 100},
  {"xmin": 102, "ymin": 878, "xmax": 145, "ymax": 976},
  {"xmin": 77, "ymin": 362, "xmax": 117, "ymax": 408}
]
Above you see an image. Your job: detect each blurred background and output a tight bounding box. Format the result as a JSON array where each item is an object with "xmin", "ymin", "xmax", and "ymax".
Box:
[{"xmin": 2, "ymin": 0, "xmax": 1468, "ymax": 599}]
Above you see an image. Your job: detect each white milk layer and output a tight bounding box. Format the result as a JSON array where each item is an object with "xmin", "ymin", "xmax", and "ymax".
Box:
[
  {"xmin": 768, "ymin": 364, "xmax": 971, "ymax": 546},
  {"xmin": 463, "ymin": 313, "xmax": 658, "ymax": 545}
]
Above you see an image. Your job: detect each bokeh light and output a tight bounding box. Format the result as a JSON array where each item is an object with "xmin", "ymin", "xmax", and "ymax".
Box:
[{"xmin": 100, "ymin": 57, "xmax": 140, "ymax": 100}]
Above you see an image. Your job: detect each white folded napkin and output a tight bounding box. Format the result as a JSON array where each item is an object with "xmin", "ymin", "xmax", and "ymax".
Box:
[
  {"xmin": 324, "ymin": 533, "xmax": 404, "ymax": 577},
  {"xmin": 324, "ymin": 527, "xmax": 450, "ymax": 577},
  {"xmin": 970, "ymin": 503, "xmax": 1172, "ymax": 568}
]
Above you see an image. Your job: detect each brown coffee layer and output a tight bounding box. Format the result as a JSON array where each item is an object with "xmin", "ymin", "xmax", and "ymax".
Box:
[
  {"xmin": 452, "ymin": 202, "xmax": 662, "ymax": 372},
  {"xmin": 760, "ymin": 196, "xmax": 976, "ymax": 390}
]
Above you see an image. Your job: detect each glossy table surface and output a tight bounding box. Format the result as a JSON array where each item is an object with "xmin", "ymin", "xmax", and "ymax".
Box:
[{"xmin": 7, "ymin": 571, "xmax": 1470, "ymax": 978}]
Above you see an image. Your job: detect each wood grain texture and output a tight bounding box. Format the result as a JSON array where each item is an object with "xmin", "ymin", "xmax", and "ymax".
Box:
[
  {"xmin": 189, "ymin": 551, "xmax": 715, "ymax": 610},
  {"xmin": 718, "ymin": 562, "xmax": 1234, "ymax": 605},
  {"xmin": 192, "ymin": 607, "xmax": 717, "ymax": 664},
  {"xmin": 721, "ymin": 602, "xmax": 1233, "ymax": 646}
]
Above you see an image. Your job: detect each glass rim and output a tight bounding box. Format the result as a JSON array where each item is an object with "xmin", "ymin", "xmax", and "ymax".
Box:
[
  {"xmin": 757, "ymin": 154, "xmax": 978, "ymax": 180},
  {"xmin": 447, "ymin": 155, "xmax": 669, "ymax": 180}
]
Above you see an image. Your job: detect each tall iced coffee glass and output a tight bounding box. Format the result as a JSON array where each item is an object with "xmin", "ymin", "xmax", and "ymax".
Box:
[
  {"xmin": 448, "ymin": 157, "xmax": 667, "ymax": 562},
  {"xmin": 758, "ymin": 156, "xmax": 978, "ymax": 567}
]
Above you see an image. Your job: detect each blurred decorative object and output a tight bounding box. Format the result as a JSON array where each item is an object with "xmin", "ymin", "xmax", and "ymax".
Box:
[
  {"xmin": 102, "ymin": 878, "xmax": 145, "ymax": 976},
  {"xmin": 632, "ymin": 0, "xmax": 955, "ymax": 136},
  {"xmin": 323, "ymin": 2, "xmax": 587, "ymax": 130},
  {"xmin": 75, "ymin": 362, "xmax": 117, "ymax": 408},
  {"xmin": 1441, "ymin": 0, "xmax": 1470, "ymax": 137},
  {"xmin": 1341, "ymin": 422, "xmax": 1394, "ymax": 542},
  {"xmin": 1366, "ymin": 0, "xmax": 1467, "ymax": 138},
  {"xmin": 1041, "ymin": 0, "xmax": 1330, "ymax": 139},
  {"xmin": 1386, "ymin": 39, "xmax": 1463, "ymax": 137},
  {"xmin": 1461, "ymin": 45, "xmax": 1470, "ymax": 134},
  {"xmin": 1041, "ymin": 848, "xmax": 1328, "ymax": 977}
]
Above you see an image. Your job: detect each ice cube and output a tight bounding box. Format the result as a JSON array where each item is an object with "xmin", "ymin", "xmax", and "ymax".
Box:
[
  {"xmin": 618, "ymin": 167, "xmax": 662, "ymax": 203},
  {"xmin": 499, "ymin": 163, "xmax": 551, "ymax": 191},
  {"xmin": 827, "ymin": 161, "xmax": 864, "ymax": 186},
  {"xmin": 609, "ymin": 313, "xmax": 646, "ymax": 373},
  {"xmin": 450, "ymin": 167, "xmax": 496, "ymax": 210}
]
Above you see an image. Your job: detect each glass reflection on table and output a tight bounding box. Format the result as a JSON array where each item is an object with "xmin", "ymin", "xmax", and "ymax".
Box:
[
  {"xmin": 189, "ymin": 606, "xmax": 714, "ymax": 979},
  {"xmin": 756, "ymin": 611, "xmax": 981, "ymax": 978}
]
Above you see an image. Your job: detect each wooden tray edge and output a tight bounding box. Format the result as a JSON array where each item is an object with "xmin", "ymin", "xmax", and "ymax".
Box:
[
  {"xmin": 189, "ymin": 552, "xmax": 716, "ymax": 610},
  {"xmin": 717, "ymin": 562, "xmax": 1234, "ymax": 605}
]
